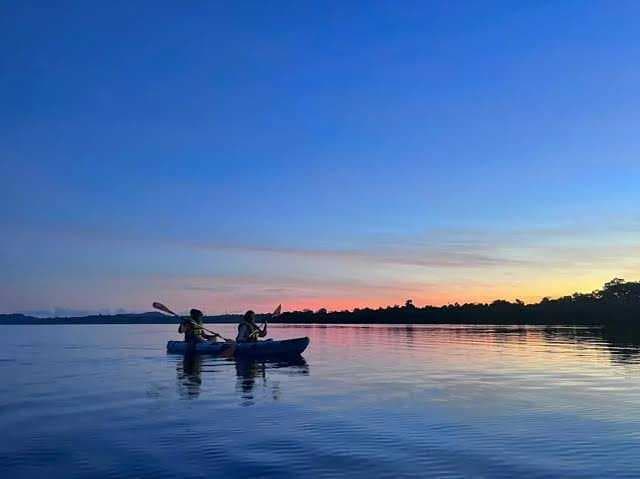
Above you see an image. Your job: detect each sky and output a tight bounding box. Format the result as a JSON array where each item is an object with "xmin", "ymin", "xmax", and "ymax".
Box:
[{"xmin": 1, "ymin": 1, "xmax": 639, "ymax": 316}]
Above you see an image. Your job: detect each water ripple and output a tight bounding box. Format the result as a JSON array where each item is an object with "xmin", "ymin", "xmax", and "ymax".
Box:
[{"xmin": 1, "ymin": 324, "xmax": 640, "ymax": 477}]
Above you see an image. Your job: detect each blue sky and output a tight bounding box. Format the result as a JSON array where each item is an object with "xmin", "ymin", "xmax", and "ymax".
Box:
[{"xmin": 2, "ymin": 1, "xmax": 639, "ymax": 315}]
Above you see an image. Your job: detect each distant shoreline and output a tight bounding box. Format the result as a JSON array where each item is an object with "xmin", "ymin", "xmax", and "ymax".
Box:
[
  {"xmin": 0, "ymin": 308, "xmax": 636, "ymax": 328},
  {"xmin": 0, "ymin": 312, "xmax": 242, "ymax": 326},
  {"xmin": 3, "ymin": 278, "xmax": 639, "ymax": 327}
]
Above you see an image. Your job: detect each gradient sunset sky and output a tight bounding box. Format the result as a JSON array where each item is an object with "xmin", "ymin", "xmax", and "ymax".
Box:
[{"xmin": 2, "ymin": 2, "xmax": 639, "ymax": 316}]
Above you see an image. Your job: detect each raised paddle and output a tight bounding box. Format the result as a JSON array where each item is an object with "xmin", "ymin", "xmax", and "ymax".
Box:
[
  {"xmin": 152, "ymin": 302, "xmax": 232, "ymax": 342},
  {"xmin": 249, "ymin": 304, "xmax": 281, "ymax": 339},
  {"xmin": 152, "ymin": 302, "xmax": 179, "ymax": 316}
]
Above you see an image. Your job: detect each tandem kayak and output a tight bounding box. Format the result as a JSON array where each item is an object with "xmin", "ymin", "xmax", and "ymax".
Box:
[{"xmin": 166, "ymin": 337, "xmax": 310, "ymax": 357}]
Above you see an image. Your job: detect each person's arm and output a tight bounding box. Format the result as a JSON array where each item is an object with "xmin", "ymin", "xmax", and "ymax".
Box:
[
  {"xmin": 178, "ymin": 318, "xmax": 189, "ymax": 334},
  {"xmin": 258, "ymin": 323, "xmax": 268, "ymax": 337}
]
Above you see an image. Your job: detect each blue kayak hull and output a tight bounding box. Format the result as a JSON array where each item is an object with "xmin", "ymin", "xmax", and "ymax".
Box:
[{"xmin": 166, "ymin": 337, "xmax": 310, "ymax": 357}]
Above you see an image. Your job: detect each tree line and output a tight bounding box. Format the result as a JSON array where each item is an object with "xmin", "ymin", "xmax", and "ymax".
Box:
[
  {"xmin": 269, "ymin": 278, "xmax": 640, "ymax": 326},
  {"xmin": 2, "ymin": 278, "xmax": 639, "ymax": 327}
]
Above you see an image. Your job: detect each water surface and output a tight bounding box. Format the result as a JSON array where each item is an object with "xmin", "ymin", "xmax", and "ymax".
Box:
[{"xmin": 1, "ymin": 324, "xmax": 639, "ymax": 478}]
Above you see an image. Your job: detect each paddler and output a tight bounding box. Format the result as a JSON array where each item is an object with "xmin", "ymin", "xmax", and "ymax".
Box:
[
  {"xmin": 179, "ymin": 308, "xmax": 220, "ymax": 346},
  {"xmin": 236, "ymin": 310, "xmax": 267, "ymax": 342}
]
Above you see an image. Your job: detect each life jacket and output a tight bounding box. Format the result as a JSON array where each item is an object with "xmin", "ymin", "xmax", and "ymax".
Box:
[
  {"xmin": 182, "ymin": 320, "xmax": 204, "ymax": 342},
  {"xmin": 192, "ymin": 321, "xmax": 204, "ymax": 336},
  {"xmin": 236, "ymin": 321, "xmax": 259, "ymax": 342}
]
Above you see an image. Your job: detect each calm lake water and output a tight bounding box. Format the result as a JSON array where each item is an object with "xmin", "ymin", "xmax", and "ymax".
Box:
[{"xmin": 1, "ymin": 324, "xmax": 639, "ymax": 478}]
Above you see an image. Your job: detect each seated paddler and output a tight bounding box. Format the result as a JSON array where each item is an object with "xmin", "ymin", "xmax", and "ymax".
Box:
[
  {"xmin": 179, "ymin": 308, "xmax": 220, "ymax": 345},
  {"xmin": 236, "ymin": 310, "xmax": 267, "ymax": 342}
]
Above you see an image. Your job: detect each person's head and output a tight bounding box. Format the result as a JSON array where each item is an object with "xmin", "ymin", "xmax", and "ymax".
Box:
[
  {"xmin": 190, "ymin": 308, "xmax": 204, "ymax": 322},
  {"xmin": 243, "ymin": 310, "xmax": 256, "ymax": 324}
]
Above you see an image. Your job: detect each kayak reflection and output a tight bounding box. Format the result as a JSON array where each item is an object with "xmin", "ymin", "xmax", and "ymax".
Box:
[
  {"xmin": 176, "ymin": 354, "xmax": 203, "ymax": 399},
  {"xmin": 175, "ymin": 354, "xmax": 309, "ymax": 403},
  {"xmin": 235, "ymin": 356, "xmax": 309, "ymax": 406}
]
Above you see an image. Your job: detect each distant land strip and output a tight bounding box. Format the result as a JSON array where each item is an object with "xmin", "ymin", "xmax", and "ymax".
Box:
[{"xmin": 3, "ymin": 278, "xmax": 640, "ymax": 327}]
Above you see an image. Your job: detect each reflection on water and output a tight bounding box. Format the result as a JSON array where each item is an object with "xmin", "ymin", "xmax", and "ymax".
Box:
[
  {"xmin": 176, "ymin": 352, "xmax": 309, "ymax": 403},
  {"xmin": 235, "ymin": 356, "xmax": 309, "ymax": 406},
  {"xmin": 2, "ymin": 324, "xmax": 640, "ymax": 478},
  {"xmin": 582, "ymin": 326, "xmax": 640, "ymax": 364},
  {"xmin": 176, "ymin": 354, "xmax": 203, "ymax": 399}
]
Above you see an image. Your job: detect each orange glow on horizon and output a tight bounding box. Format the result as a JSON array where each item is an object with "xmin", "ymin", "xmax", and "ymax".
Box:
[{"xmin": 179, "ymin": 274, "xmax": 617, "ymax": 315}]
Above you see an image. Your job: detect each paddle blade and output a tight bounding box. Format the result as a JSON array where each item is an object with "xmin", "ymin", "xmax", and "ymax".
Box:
[
  {"xmin": 272, "ymin": 304, "xmax": 282, "ymax": 316},
  {"xmin": 153, "ymin": 302, "xmax": 177, "ymax": 316}
]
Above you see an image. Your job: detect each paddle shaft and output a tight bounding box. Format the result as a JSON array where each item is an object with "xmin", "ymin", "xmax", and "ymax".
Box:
[
  {"xmin": 188, "ymin": 321, "xmax": 230, "ymax": 341},
  {"xmin": 153, "ymin": 302, "xmax": 231, "ymax": 341},
  {"xmin": 248, "ymin": 304, "xmax": 280, "ymax": 338}
]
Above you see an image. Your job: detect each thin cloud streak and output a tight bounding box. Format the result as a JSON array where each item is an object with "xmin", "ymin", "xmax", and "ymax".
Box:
[
  {"xmin": 187, "ymin": 241, "xmax": 530, "ymax": 269},
  {"xmin": 2, "ymin": 218, "xmax": 638, "ymax": 313},
  {"xmin": 9, "ymin": 218, "xmax": 638, "ymax": 272}
]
